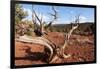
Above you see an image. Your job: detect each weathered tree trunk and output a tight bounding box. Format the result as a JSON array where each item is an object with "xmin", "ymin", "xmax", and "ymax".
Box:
[{"xmin": 15, "ymin": 35, "xmax": 56, "ymax": 61}]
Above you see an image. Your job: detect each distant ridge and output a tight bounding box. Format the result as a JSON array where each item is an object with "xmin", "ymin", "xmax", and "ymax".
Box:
[{"xmin": 49, "ymin": 22, "xmax": 95, "ymax": 34}]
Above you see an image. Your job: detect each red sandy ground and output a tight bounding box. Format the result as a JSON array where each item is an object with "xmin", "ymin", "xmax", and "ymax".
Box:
[{"xmin": 15, "ymin": 32, "xmax": 95, "ymax": 66}]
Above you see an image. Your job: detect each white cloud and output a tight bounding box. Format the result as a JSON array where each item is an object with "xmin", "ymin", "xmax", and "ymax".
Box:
[
  {"xmin": 23, "ymin": 8, "xmax": 32, "ymax": 16},
  {"xmin": 79, "ymin": 16, "xmax": 87, "ymax": 23},
  {"xmin": 80, "ymin": 16, "xmax": 86, "ymax": 20},
  {"xmin": 21, "ymin": 8, "xmax": 34, "ymax": 21}
]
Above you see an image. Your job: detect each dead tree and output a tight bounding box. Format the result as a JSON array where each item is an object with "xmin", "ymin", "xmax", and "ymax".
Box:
[
  {"xmin": 50, "ymin": 24, "xmax": 79, "ymax": 63},
  {"xmin": 32, "ymin": 6, "xmax": 57, "ymax": 36},
  {"xmin": 16, "ymin": 22, "xmax": 79, "ymax": 63},
  {"xmin": 16, "ymin": 18, "xmax": 79, "ymax": 63},
  {"xmin": 16, "ymin": 7, "xmax": 80, "ymax": 63}
]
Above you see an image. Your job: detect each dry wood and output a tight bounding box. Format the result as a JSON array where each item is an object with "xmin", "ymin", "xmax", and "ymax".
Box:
[
  {"xmin": 15, "ymin": 35, "xmax": 56, "ymax": 61},
  {"xmin": 16, "ymin": 11, "xmax": 80, "ymax": 63},
  {"xmin": 32, "ymin": 6, "xmax": 58, "ymax": 35}
]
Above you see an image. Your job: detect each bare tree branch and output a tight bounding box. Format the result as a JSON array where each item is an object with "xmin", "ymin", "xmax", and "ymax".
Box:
[
  {"xmin": 75, "ymin": 14, "xmax": 80, "ymax": 24},
  {"xmin": 46, "ymin": 6, "xmax": 58, "ymax": 29},
  {"xmin": 32, "ymin": 5, "xmax": 38, "ymax": 30},
  {"xmin": 56, "ymin": 14, "xmax": 80, "ymax": 61},
  {"xmin": 32, "ymin": 5, "xmax": 45, "ymax": 35},
  {"xmin": 32, "ymin": 5, "xmax": 42, "ymax": 24},
  {"xmin": 67, "ymin": 14, "xmax": 80, "ymax": 40}
]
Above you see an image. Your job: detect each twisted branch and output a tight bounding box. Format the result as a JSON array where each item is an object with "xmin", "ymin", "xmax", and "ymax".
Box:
[{"xmin": 15, "ymin": 35, "xmax": 56, "ymax": 61}]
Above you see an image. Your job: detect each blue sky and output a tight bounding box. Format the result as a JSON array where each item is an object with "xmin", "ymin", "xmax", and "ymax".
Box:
[{"xmin": 20, "ymin": 4, "xmax": 94, "ymax": 24}]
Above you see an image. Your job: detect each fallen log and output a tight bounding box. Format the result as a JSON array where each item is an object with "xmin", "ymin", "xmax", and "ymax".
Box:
[{"xmin": 15, "ymin": 35, "xmax": 56, "ymax": 62}]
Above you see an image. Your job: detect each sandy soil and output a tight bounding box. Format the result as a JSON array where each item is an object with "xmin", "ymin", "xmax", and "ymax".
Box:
[{"xmin": 15, "ymin": 32, "xmax": 95, "ymax": 66}]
